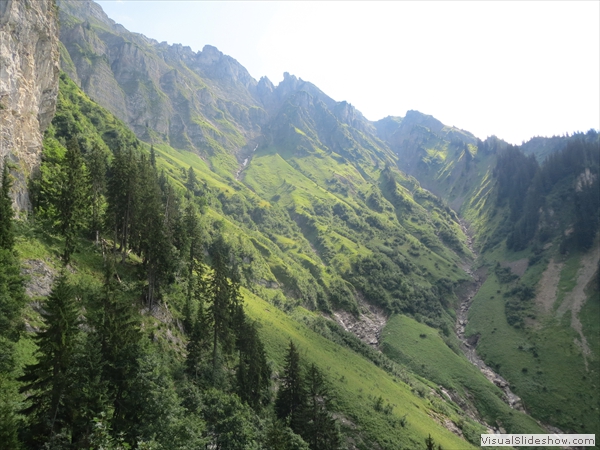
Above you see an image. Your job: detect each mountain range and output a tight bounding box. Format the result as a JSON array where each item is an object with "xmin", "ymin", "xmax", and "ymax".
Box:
[{"xmin": 1, "ymin": 0, "xmax": 598, "ymax": 448}]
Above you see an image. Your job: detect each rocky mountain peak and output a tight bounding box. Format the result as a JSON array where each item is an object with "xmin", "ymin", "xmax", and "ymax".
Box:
[
  {"xmin": 57, "ymin": 0, "xmax": 120, "ymax": 33},
  {"xmin": 194, "ymin": 44, "xmax": 257, "ymax": 91},
  {"xmin": 402, "ymin": 109, "xmax": 445, "ymax": 133}
]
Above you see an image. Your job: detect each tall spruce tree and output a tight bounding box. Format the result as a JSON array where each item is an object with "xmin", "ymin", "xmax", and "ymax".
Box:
[
  {"xmin": 208, "ymin": 236, "xmax": 241, "ymax": 374},
  {"xmin": 149, "ymin": 145, "xmax": 156, "ymax": 169},
  {"xmin": 106, "ymin": 143, "xmax": 139, "ymax": 262},
  {"xmin": 265, "ymin": 419, "xmax": 310, "ymax": 450},
  {"xmin": 136, "ymin": 155, "xmax": 170, "ymax": 308},
  {"xmin": 182, "ymin": 201, "xmax": 202, "ymax": 334},
  {"xmin": 299, "ymin": 364, "xmax": 342, "ymax": 450},
  {"xmin": 91, "ymin": 260, "xmax": 142, "ymax": 433},
  {"xmin": 19, "ymin": 274, "xmax": 80, "ymax": 446},
  {"xmin": 185, "ymin": 261, "xmax": 211, "ymax": 382},
  {"xmin": 236, "ymin": 318, "xmax": 271, "ymax": 411},
  {"xmin": 0, "ymin": 158, "xmax": 14, "ymax": 250},
  {"xmin": 0, "ymin": 158, "xmax": 24, "ymax": 350},
  {"xmin": 86, "ymin": 142, "xmax": 107, "ymax": 245},
  {"xmin": 425, "ymin": 434, "xmax": 435, "ymax": 450},
  {"xmin": 59, "ymin": 137, "xmax": 88, "ymax": 264},
  {"xmin": 68, "ymin": 331, "xmax": 109, "ymax": 448},
  {"xmin": 186, "ymin": 166, "xmax": 199, "ymax": 194},
  {"xmin": 275, "ymin": 341, "xmax": 305, "ymax": 432}
]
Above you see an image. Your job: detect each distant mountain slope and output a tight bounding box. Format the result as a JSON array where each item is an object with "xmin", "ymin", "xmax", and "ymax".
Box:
[
  {"xmin": 57, "ymin": 0, "xmax": 392, "ymax": 181},
  {"xmin": 57, "ymin": 0, "xmax": 265, "ymax": 175},
  {"xmin": 374, "ymin": 100, "xmax": 600, "ymax": 436}
]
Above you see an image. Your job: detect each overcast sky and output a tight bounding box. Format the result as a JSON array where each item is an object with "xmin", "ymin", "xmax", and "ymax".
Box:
[{"xmin": 96, "ymin": 1, "xmax": 599, "ymax": 145}]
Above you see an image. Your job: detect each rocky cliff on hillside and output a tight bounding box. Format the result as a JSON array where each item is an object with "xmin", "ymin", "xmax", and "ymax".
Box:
[
  {"xmin": 374, "ymin": 111, "xmax": 486, "ymax": 209},
  {"xmin": 0, "ymin": 0, "xmax": 59, "ymax": 209},
  {"xmin": 57, "ymin": 0, "xmax": 267, "ymax": 166},
  {"xmin": 56, "ymin": 1, "xmax": 391, "ymax": 176}
]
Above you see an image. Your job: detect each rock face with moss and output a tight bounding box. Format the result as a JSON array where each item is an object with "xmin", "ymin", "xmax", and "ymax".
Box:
[
  {"xmin": 0, "ymin": 0, "xmax": 59, "ymax": 209},
  {"xmin": 57, "ymin": 0, "xmax": 267, "ymax": 166},
  {"xmin": 56, "ymin": 1, "xmax": 389, "ymax": 176}
]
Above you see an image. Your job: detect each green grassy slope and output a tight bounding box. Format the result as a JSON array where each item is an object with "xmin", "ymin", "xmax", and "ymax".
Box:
[
  {"xmin": 244, "ymin": 292, "xmax": 479, "ymax": 450},
  {"xmin": 466, "ymin": 248, "xmax": 600, "ymax": 434},
  {"xmin": 382, "ymin": 315, "xmax": 544, "ymax": 435}
]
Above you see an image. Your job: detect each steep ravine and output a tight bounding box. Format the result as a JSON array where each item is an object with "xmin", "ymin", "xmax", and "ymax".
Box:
[
  {"xmin": 456, "ymin": 221, "xmax": 525, "ymax": 414},
  {"xmin": 457, "ymin": 221, "xmax": 571, "ymax": 440}
]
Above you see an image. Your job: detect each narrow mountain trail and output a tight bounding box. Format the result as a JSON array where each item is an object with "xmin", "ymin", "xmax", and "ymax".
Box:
[{"xmin": 456, "ymin": 221, "xmax": 525, "ymax": 412}]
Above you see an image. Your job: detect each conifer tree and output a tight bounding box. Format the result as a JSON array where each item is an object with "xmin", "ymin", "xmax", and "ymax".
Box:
[
  {"xmin": 0, "ymin": 158, "xmax": 15, "ymax": 250},
  {"xmin": 91, "ymin": 259, "xmax": 143, "ymax": 435},
  {"xmin": 87, "ymin": 142, "xmax": 107, "ymax": 245},
  {"xmin": 59, "ymin": 137, "xmax": 88, "ymax": 264},
  {"xmin": 265, "ymin": 419, "xmax": 310, "ymax": 450},
  {"xmin": 185, "ymin": 303, "xmax": 209, "ymax": 382},
  {"xmin": 106, "ymin": 143, "xmax": 138, "ymax": 262},
  {"xmin": 149, "ymin": 145, "xmax": 156, "ymax": 169},
  {"xmin": 69, "ymin": 332, "xmax": 109, "ymax": 448},
  {"xmin": 186, "ymin": 166, "xmax": 199, "ymax": 195},
  {"xmin": 182, "ymin": 201, "xmax": 201, "ymax": 334},
  {"xmin": 425, "ymin": 434, "xmax": 443, "ymax": 450},
  {"xmin": 0, "ymin": 158, "xmax": 26, "ymax": 449},
  {"xmin": 19, "ymin": 274, "xmax": 80, "ymax": 446},
  {"xmin": 185, "ymin": 261, "xmax": 211, "ymax": 381},
  {"xmin": 0, "ymin": 159, "xmax": 24, "ymax": 349},
  {"xmin": 160, "ymin": 171, "xmax": 182, "ymax": 242},
  {"xmin": 299, "ymin": 364, "xmax": 342, "ymax": 450},
  {"xmin": 136, "ymin": 155, "xmax": 170, "ymax": 307},
  {"xmin": 425, "ymin": 434, "xmax": 434, "ymax": 450},
  {"xmin": 275, "ymin": 341, "xmax": 305, "ymax": 432},
  {"xmin": 208, "ymin": 236, "xmax": 241, "ymax": 374},
  {"xmin": 236, "ymin": 319, "xmax": 271, "ymax": 411}
]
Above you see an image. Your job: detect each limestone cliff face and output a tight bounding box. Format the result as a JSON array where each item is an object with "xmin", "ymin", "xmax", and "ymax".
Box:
[
  {"xmin": 0, "ymin": 0, "xmax": 59, "ymax": 209},
  {"xmin": 56, "ymin": 1, "xmax": 397, "ymax": 174},
  {"xmin": 57, "ymin": 0, "xmax": 267, "ymax": 161}
]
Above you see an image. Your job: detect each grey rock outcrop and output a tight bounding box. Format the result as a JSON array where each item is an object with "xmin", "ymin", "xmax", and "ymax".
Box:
[
  {"xmin": 0, "ymin": 0, "xmax": 59, "ymax": 210},
  {"xmin": 57, "ymin": 0, "xmax": 267, "ymax": 164},
  {"xmin": 56, "ymin": 0, "xmax": 398, "ymax": 177}
]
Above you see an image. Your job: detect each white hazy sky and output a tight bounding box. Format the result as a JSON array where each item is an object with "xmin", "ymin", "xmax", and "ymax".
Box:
[{"xmin": 96, "ymin": 1, "xmax": 599, "ymax": 145}]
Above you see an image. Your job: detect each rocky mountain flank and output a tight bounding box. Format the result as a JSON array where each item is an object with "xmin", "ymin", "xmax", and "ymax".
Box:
[
  {"xmin": 57, "ymin": 0, "xmax": 266, "ymax": 159},
  {"xmin": 56, "ymin": 0, "xmax": 384, "ymax": 173},
  {"xmin": 0, "ymin": 0, "xmax": 59, "ymax": 210}
]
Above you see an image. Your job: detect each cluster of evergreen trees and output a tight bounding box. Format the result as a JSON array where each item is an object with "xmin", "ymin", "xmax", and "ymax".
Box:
[
  {"xmin": 274, "ymin": 342, "xmax": 342, "ymax": 450},
  {"xmin": 493, "ymin": 133, "xmax": 599, "ymax": 251},
  {"xmin": 31, "ymin": 130, "xmax": 179, "ymax": 308},
  {"xmin": 12, "ymin": 249, "xmax": 275, "ymax": 448},
  {"xmin": 0, "ymin": 87, "xmax": 345, "ymax": 447}
]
